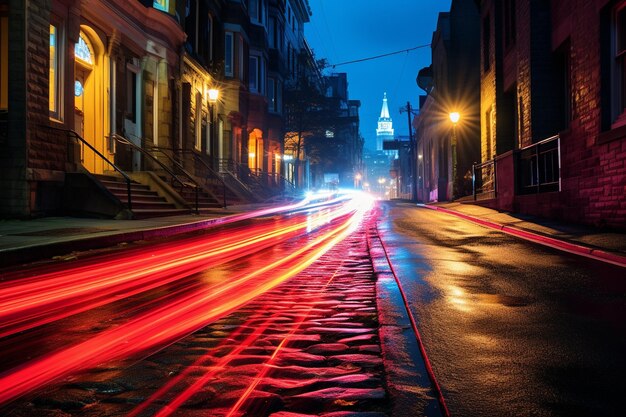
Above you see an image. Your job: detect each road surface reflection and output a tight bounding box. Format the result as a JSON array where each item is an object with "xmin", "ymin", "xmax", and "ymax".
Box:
[{"xmin": 0, "ymin": 191, "xmax": 374, "ymax": 408}]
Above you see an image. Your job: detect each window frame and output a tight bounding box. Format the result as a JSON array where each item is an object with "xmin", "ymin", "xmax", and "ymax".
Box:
[
  {"xmin": 249, "ymin": 55, "xmax": 259, "ymax": 93},
  {"xmin": 49, "ymin": 21, "xmax": 64, "ymax": 121},
  {"xmin": 224, "ymin": 31, "xmax": 234, "ymax": 77}
]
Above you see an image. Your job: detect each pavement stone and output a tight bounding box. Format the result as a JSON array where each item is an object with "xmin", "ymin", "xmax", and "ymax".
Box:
[{"xmin": 2, "ymin": 199, "xmax": 623, "ymax": 416}]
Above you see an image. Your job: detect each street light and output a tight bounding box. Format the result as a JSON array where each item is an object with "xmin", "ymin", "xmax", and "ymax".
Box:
[
  {"xmin": 449, "ymin": 112, "xmax": 460, "ymax": 198},
  {"xmin": 207, "ymin": 88, "xmax": 219, "ymax": 169}
]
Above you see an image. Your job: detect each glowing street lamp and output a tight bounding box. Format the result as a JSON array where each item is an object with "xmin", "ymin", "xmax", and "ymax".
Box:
[{"xmin": 207, "ymin": 88, "xmax": 219, "ymax": 103}]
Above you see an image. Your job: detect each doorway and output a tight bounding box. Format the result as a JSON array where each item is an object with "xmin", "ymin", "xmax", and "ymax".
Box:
[{"xmin": 74, "ymin": 28, "xmax": 109, "ymax": 174}]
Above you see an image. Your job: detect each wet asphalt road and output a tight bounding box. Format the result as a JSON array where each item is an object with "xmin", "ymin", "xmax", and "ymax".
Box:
[{"xmin": 378, "ymin": 201, "xmax": 626, "ymax": 417}]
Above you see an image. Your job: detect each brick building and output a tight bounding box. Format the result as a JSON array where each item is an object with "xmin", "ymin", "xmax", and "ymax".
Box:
[
  {"xmin": 414, "ymin": 0, "xmax": 481, "ymax": 202},
  {"xmin": 0, "ymin": 0, "xmax": 322, "ymax": 219},
  {"xmin": 477, "ymin": 0, "xmax": 626, "ymax": 229}
]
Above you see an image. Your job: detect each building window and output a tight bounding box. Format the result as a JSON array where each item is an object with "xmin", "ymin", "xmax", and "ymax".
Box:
[
  {"xmin": 1, "ymin": 14, "xmax": 8, "ymax": 110},
  {"xmin": 49, "ymin": 24, "xmax": 62, "ymax": 119},
  {"xmin": 249, "ymin": 55, "xmax": 259, "ymax": 93},
  {"xmin": 185, "ymin": 0, "xmax": 199, "ymax": 54},
  {"xmin": 482, "ymin": 14, "xmax": 491, "ymax": 72},
  {"xmin": 249, "ymin": 55, "xmax": 264, "ymax": 94},
  {"xmin": 153, "ymin": 0, "xmax": 169, "ymax": 13},
  {"xmin": 225, "ymin": 31, "xmax": 233, "ymax": 77},
  {"xmin": 269, "ymin": 16, "xmax": 276, "ymax": 48},
  {"xmin": 554, "ymin": 39, "xmax": 571, "ymax": 132},
  {"xmin": 125, "ymin": 68, "xmax": 138, "ymax": 123},
  {"xmin": 268, "ymin": 77, "xmax": 281, "ymax": 113},
  {"xmin": 503, "ymin": 0, "xmax": 516, "ymax": 49},
  {"xmin": 614, "ymin": 4, "xmax": 626, "ymax": 126},
  {"xmin": 75, "ymin": 33, "xmax": 93, "ymax": 64},
  {"xmin": 249, "ymin": 0, "xmax": 259, "ymax": 22}
]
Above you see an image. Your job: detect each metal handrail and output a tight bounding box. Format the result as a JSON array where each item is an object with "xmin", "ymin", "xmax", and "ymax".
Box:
[
  {"xmin": 112, "ymin": 134, "xmax": 199, "ymax": 213},
  {"xmin": 516, "ymin": 134, "xmax": 560, "ymax": 193},
  {"xmin": 43, "ymin": 126, "xmax": 133, "ymax": 210},
  {"xmin": 472, "ymin": 158, "xmax": 497, "ymax": 201},
  {"xmin": 181, "ymin": 150, "xmax": 228, "ymax": 208}
]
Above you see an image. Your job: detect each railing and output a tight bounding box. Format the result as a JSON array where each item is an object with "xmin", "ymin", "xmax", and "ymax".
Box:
[
  {"xmin": 44, "ymin": 126, "xmax": 133, "ymax": 210},
  {"xmin": 516, "ymin": 135, "xmax": 560, "ymax": 194},
  {"xmin": 112, "ymin": 134, "xmax": 200, "ymax": 213},
  {"xmin": 182, "ymin": 150, "xmax": 228, "ymax": 208},
  {"xmin": 472, "ymin": 159, "xmax": 497, "ymax": 201},
  {"xmin": 218, "ymin": 158, "xmax": 295, "ymax": 200}
]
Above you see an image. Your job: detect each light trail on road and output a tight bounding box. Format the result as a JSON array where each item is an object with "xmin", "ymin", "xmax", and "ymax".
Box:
[{"xmin": 0, "ymin": 192, "xmax": 374, "ymax": 407}]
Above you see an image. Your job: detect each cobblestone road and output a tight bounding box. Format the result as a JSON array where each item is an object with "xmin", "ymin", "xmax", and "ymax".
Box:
[{"xmin": 5, "ymin": 215, "xmax": 402, "ymax": 417}]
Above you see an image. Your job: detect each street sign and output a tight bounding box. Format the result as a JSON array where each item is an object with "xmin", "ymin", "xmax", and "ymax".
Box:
[{"xmin": 383, "ymin": 140, "xmax": 401, "ymax": 150}]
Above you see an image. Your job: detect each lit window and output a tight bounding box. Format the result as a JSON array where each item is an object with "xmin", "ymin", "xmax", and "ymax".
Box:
[
  {"xmin": 75, "ymin": 34, "xmax": 93, "ymax": 65},
  {"xmin": 153, "ymin": 0, "xmax": 169, "ymax": 13},
  {"xmin": 224, "ymin": 31, "xmax": 233, "ymax": 77},
  {"xmin": 49, "ymin": 24, "xmax": 62, "ymax": 119},
  {"xmin": 1, "ymin": 14, "xmax": 8, "ymax": 110}
]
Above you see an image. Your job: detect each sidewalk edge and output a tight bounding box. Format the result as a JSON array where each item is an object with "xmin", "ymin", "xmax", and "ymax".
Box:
[
  {"xmin": 367, "ymin": 221, "xmax": 449, "ymax": 417},
  {"xmin": 0, "ymin": 216, "xmax": 234, "ymax": 268},
  {"xmin": 421, "ymin": 205, "xmax": 626, "ymax": 268}
]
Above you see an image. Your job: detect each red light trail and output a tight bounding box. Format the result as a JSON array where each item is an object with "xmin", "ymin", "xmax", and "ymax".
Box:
[{"xmin": 0, "ymin": 192, "xmax": 374, "ymax": 408}]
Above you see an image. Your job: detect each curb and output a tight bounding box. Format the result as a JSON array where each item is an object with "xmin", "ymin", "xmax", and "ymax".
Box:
[
  {"xmin": 0, "ymin": 215, "xmax": 236, "ymax": 268},
  {"xmin": 367, "ymin": 220, "xmax": 449, "ymax": 417},
  {"xmin": 420, "ymin": 205, "xmax": 626, "ymax": 268}
]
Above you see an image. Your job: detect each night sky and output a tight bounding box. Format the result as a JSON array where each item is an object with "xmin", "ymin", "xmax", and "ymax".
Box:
[{"xmin": 305, "ymin": 0, "xmax": 452, "ymax": 150}]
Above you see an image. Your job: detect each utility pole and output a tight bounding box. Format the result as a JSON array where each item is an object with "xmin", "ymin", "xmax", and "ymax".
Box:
[{"xmin": 400, "ymin": 102, "xmax": 418, "ymax": 202}]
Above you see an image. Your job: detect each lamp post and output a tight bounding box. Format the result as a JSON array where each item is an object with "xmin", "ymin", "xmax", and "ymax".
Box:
[
  {"xmin": 449, "ymin": 111, "xmax": 460, "ymax": 199},
  {"xmin": 208, "ymin": 88, "xmax": 219, "ymax": 168}
]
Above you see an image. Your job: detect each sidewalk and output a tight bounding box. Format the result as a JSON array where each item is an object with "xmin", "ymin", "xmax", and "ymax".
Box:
[
  {"xmin": 422, "ymin": 201, "xmax": 626, "ymax": 267},
  {"xmin": 0, "ymin": 205, "xmax": 257, "ymax": 268},
  {"xmin": 1, "ymin": 200, "xmax": 625, "ymax": 269}
]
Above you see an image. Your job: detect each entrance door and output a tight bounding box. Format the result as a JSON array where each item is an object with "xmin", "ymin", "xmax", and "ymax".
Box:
[
  {"xmin": 123, "ymin": 66, "xmax": 141, "ymax": 171},
  {"xmin": 74, "ymin": 30, "xmax": 108, "ymax": 174}
]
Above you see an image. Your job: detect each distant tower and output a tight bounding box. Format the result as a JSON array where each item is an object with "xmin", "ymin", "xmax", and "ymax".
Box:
[{"xmin": 376, "ymin": 92, "xmax": 396, "ymax": 157}]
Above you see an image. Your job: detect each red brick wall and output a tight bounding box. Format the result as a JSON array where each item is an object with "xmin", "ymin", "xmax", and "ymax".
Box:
[{"xmin": 478, "ymin": 0, "xmax": 626, "ymax": 230}]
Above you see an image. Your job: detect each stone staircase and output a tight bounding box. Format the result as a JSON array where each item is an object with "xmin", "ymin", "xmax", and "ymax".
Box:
[
  {"xmin": 177, "ymin": 185, "xmax": 224, "ymax": 214},
  {"xmin": 94, "ymin": 174, "xmax": 191, "ymax": 219}
]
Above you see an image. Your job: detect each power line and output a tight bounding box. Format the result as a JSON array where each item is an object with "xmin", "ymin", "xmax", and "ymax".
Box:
[{"xmin": 326, "ymin": 44, "xmax": 431, "ymax": 69}]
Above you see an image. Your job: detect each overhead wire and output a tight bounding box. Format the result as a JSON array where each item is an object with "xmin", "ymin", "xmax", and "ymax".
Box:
[{"xmin": 325, "ymin": 44, "xmax": 431, "ymax": 69}]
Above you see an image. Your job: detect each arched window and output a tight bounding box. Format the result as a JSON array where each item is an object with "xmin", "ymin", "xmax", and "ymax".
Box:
[
  {"xmin": 75, "ymin": 33, "xmax": 94, "ymax": 65},
  {"xmin": 153, "ymin": 0, "xmax": 169, "ymax": 13}
]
